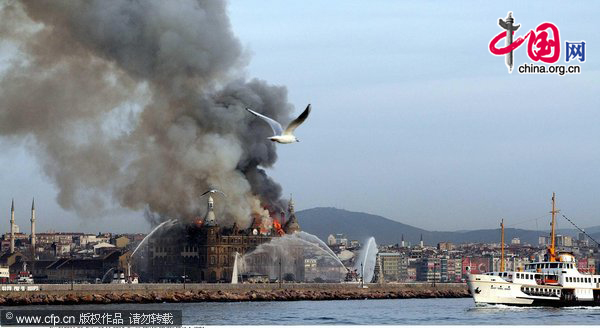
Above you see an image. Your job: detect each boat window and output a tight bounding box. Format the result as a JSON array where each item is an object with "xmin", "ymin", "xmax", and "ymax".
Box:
[
  {"xmin": 559, "ymin": 263, "xmax": 563, "ymax": 268},
  {"xmin": 550, "ymin": 263, "xmax": 558, "ymax": 268}
]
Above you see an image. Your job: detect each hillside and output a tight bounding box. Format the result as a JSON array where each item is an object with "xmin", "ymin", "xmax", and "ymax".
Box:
[
  {"xmin": 296, "ymin": 207, "xmax": 427, "ymax": 245},
  {"xmin": 296, "ymin": 207, "xmax": 577, "ymax": 246}
]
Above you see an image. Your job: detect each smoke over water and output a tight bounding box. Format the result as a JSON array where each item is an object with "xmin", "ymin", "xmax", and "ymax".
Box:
[{"xmin": 0, "ymin": 0, "xmax": 292, "ymax": 228}]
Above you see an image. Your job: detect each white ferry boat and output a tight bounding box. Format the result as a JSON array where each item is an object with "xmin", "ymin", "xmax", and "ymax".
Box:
[{"xmin": 467, "ymin": 193, "xmax": 600, "ymax": 306}]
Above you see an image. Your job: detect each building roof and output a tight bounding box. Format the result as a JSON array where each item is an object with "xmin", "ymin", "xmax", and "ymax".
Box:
[{"xmin": 93, "ymin": 242, "xmax": 116, "ymax": 249}]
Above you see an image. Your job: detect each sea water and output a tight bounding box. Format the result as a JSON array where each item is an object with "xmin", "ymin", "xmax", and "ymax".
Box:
[{"xmin": 3, "ymin": 298, "xmax": 600, "ymax": 325}]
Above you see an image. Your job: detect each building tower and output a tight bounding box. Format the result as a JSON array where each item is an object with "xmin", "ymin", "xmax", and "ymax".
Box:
[
  {"xmin": 372, "ymin": 254, "xmax": 384, "ymax": 284},
  {"xmin": 204, "ymin": 195, "xmax": 216, "ymax": 226},
  {"xmin": 283, "ymin": 197, "xmax": 300, "ymax": 234},
  {"xmin": 30, "ymin": 198, "xmax": 36, "ymax": 255},
  {"xmin": 419, "ymin": 234, "xmax": 424, "ymax": 248},
  {"xmin": 10, "ymin": 199, "xmax": 15, "ymax": 253},
  {"xmin": 401, "ymin": 234, "xmax": 405, "ymax": 248}
]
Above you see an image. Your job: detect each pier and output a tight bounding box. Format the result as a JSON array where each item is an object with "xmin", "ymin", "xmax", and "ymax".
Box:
[{"xmin": 0, "ymin": 283, "xmax": 469, "ymax": 306}]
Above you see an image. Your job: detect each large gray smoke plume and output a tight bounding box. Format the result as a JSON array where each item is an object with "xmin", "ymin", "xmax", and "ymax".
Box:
[{"xmin": 0, "ymin": 0, "xmax": 293, "ymax": 227}]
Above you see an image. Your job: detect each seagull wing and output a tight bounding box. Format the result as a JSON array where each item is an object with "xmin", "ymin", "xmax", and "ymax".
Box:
[
  {"xmin": 201, "ymin": 189, "xmax": 227, "ymax": 197},
  {"xmin": 246, "ymin": 108, "xmax": 283, "ymax": 136},
  {"xmin": 283, "ymin": 104, "xmax": 311, "ymax": 135}
]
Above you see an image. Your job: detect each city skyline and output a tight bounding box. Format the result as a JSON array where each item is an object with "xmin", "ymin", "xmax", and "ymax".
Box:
[{"xmin": 1, "ymin": 1, "xmax": 599, "ymax": 233}]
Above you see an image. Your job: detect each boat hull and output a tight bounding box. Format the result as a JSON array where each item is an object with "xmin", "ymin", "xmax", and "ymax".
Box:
[{"xmin": 468, "ymin": 274, "xmax": 600, "ymax": 307}]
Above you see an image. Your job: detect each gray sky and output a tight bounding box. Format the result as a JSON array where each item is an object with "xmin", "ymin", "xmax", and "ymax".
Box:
[{"xmin": 1, "ymin": 1, "xmax": 599, "ymax": 233}]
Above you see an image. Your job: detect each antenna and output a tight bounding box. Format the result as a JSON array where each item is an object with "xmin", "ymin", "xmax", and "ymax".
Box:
[
  {"xmin": 549, "ymin": 192, "xmax": 559, "ymax": 262},
  {"xmin": 500, "ymin": 219, "xmax": 505, "ymax": 272}
]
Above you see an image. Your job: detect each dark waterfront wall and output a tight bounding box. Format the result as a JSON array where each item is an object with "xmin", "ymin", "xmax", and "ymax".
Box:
[{"xmin": 0, "ymin": 283, "xmax": 469, "ymax": 306}]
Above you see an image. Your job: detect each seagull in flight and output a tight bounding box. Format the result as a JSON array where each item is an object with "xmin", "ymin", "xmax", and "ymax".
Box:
[
  {"xmin": 200, "ymin": 189, "xmax": 227, "ymax": 197},
  {"xmin": 246, "ymin": 104, "xmax": 311, "ymax": 144}
]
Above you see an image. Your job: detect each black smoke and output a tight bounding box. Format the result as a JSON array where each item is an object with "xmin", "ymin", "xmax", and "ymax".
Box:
[{"xmin": 0, "ymin": 0, "xmax": 292, "ymax": 227}]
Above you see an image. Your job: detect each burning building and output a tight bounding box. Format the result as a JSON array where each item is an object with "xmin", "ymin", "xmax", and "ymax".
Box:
[{"xmin": 144, "ymin": 195, "xmax": 301, "ymax": 283}]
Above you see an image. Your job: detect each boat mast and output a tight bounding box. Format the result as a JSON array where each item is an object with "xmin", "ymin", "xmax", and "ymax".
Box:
[
  {"xmin": 549, "ymin": 192, "xmax": 559, "ymax": 262},
  {"xmin": 500, "ymin": 218, "xmax": 505, "ymax": 272}
]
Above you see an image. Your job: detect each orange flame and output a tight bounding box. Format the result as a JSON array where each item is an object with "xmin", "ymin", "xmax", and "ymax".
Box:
[{"xmin": 273, "ymin": 219, "xmax": 285, "ymax": 236}]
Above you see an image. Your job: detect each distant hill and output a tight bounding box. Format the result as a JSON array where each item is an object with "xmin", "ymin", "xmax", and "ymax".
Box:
[
  {"xmin": 295, "ymin": 207, "xmax": 582, "ymax": 246},
  {"xmin": 585, "ymin": 225, "xmax": 600, "ymax": 234},
  {"xmin": 296, "ymin": 207, "xmax": 427, "ymax": 245}
]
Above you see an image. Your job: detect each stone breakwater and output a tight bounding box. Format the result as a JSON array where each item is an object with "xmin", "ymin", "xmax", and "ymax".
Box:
[{"xmin": 0, "ymin": 284, "xmax": 470, "ymax": 306}]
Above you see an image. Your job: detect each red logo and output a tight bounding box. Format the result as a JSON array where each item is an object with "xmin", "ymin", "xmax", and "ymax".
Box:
[
  {"xmin": 489, "ymin": 12, "xmax": 561, "ymax": 73},
  {"xmin": 490, "ymin": 23, "xmax": 560, "ymax": 63}
]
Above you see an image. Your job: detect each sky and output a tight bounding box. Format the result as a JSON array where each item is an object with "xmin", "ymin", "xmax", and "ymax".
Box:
[{"xmin": 0, "ymin": 1, "xmax": 599, "ymax": 234}]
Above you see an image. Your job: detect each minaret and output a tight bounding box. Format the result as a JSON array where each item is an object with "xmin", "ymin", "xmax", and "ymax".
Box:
[
  {"xmin": 419, "ymin": 234, "xmax": 424, "ymax": 248},
  {"xmin": 401, "ymin": 234, "xmax": 405, "ymax": 248},
  {"xmin": 10, "ymin": 199, "xmax": 15, "ymax": 253},
  {"xmin": 204, "ymin": 195, "xmax": 216, "ymax": 226},
  {"xmin": 30, "ymin": 198, "xmax": 36, "ymax": 255}
]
